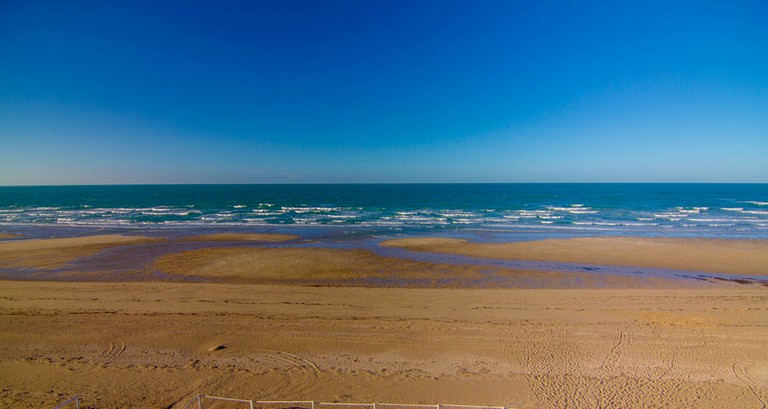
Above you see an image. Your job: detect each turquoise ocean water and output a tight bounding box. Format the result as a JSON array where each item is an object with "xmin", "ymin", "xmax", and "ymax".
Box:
[{"xmin": 1, "ymin": 184, "xmax": 767, "ymax": 238}]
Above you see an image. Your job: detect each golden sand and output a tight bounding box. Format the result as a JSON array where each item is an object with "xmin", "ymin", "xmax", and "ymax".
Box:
[
  {"xmin": 1, "ymin": 281, "xmax": 766, "ymax": 408},
  {"xmin": 1, "ymin": 234, "xmax": 767, "ymax": 408},
  {"xmin": 153, "ymin": 247, "xmax": 682, "ymax": 288},
  {"xmin": 382, "ymin": 237, "xmax": 768, "ymax": 276}
]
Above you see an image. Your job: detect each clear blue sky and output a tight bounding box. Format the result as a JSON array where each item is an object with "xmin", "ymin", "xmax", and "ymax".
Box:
[{"xmin": 1, "ymin": 0, "xmax": 767, "ymax": 184}]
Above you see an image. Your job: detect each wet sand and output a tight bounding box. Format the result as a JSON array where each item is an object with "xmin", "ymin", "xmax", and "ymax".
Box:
[
  {"xmin": 0, "ymin": 234, "xmax": 691, "ymax": 287},
  {"xmin": 177, "ymin": 233, "xmax": 299, "ymax": 242},
  {"xmin": 0, "ymin": 234, "xmax": 767, "ymax": 408},
  {"xmin": 0, "ymin": 233, "xmax": 296, "ymax": 270},
  {"xmin": 382, "ymin": 237, "xmax": 768, "ymax": 277},
  {"xmin": 153, "ymin": 247, "xmax": 683, "ymax": 288},
  {"xmin": 0, "ymin": 234, "xmax": 162, "ymax": 269}
]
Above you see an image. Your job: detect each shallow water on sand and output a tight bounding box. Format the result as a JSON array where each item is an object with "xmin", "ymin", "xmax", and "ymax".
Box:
[{"xmin": 2, "ymin": 225, "xmax": 761, "ymax": 287}]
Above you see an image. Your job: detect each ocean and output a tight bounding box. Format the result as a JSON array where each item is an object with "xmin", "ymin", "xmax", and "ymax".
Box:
[{"xmin": 1, "ymin": 184, "xmax": 767, "ymax": 238}]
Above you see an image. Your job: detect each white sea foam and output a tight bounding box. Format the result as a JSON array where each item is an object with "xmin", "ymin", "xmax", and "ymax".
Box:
[
  {"xmin": 200, "ymin": 213, "xmax": 237, "ymax": 221},
  {"xmin": 552, "ymin": 205, "xmax": 601, "ymax": 215},
  {"xmin": 517, "ymin": 210, "xmax": 553, "ymax": 219},
  {"xmin": 394, "ymin": 215, "xmax": 436, "ymax": 222},
  {"xmin": 438, "ymin": 211, "xmax": 480, "ymax": 218},
  {"xmin": 287, "ymin": 206, "xmax": 342, "ymax": 212},
  {"xmin": 674, "ymin": 207, "xmax": 706, "ymax": 214},
  {"xmin": 367, "ymin": 220, "xmax": 406, "ymax": 226},
  {"xmin": 653, "ymin": 214, "xmax": 680, "ymax": 219},
  {"xmin": 3, "ymin": 187, "xmax": 768, "ymax": 235},
  {"xmin": 252, "ymin": 209, "xmax": 283, "ymax": 214},
  {"xmin": 282, "ymin": 207, "xmax": 312, "ymax": 213},
  {"xmin": 481, "ymin": 217, "xmax": 513, "ymax": 224},
  {"xmin": 572, "ymin": 221, "xmax": 621, "ymax": 226},
  {"xmin": 171, "ymin": 211, "xmax": 200, "ymax": 216},
  {"xmin": 688, "ymin": 218, "xmax": 743, "ymax": 223}
]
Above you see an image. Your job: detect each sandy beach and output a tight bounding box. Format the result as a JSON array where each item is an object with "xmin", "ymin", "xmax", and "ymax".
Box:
[
  {"xmin": 0, "ymin": 234, "xmax": 767, "ymax": 408},
  {"xmin": 0, "ymin": 235, "xmax": 162, "ymax": 269},
  {"xmin": 381, "ymin": 237, "xmax": 768, "ymax": 277},
  {"xmin": 4, "ymin": 0, "xmax": 767, "ymax": 405},
  {"xmin": 1, "ymin": 282, "xmax": 767, "ymax": 408}
]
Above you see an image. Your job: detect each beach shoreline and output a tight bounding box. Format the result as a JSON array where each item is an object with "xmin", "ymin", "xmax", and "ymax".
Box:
[
  {"xmin": 1, "ymin": 231, "xmax": 767, "ymax": 286},
  {"xmin": 382, "ymin": 236, "xmax": 768, "ymax": 277},
  {"xmin": 1, "ymin": 229, "xmax": 767, "ymax": 407}
]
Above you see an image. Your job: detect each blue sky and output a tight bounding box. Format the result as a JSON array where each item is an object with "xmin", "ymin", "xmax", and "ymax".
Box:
[{"xmin": 1, "ymin": 0, "xmax": 767, "ymax": 184}]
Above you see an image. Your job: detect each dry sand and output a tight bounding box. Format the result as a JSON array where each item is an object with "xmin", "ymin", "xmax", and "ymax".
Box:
[
  {"xmin": 382, "ymin": 237, "xmax": 768, "ymax": 276},
  {"xmin": 1, "ymin": 281, "xmax": 766, "ymax": 408},
  {"xmin": 1, "ymin": 234, "xmax": 767, "ymax": 408}
]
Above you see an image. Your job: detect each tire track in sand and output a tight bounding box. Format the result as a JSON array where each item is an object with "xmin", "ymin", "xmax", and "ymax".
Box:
[
  {"xmin": 97, "ymin": 341, "xmax": 127, "ymax": 366},
  {"xmin": 600, "ymin": 327, "xmax": 630, "ymax": 373},
  {"xmin": 594, "ymin": 326, "xmax": 632, "ymax": 409},
  {"xmin": 733, "ymin": 361, "xmax": 767, "ymax": 408},
  {"xmin": 261, "ymin": 350, "xmax": 320, "ymax": 372},
  {"xmin": 657, "ymin": 349, "xmax": 678, "ymax": 380},
  {"xmin": 256, "ymin": 350, "xmax": 322, "ymax": 398}
]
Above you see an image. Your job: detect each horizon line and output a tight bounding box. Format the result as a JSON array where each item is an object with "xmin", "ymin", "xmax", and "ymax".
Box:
[{"xmin": 2, "ymin": 181, "xmax": 767, "ymax": 188}]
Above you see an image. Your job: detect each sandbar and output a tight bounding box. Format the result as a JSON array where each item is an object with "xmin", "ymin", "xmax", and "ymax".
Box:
[
  {"xmin": 0, "ymin": 234, "xmax": 162, "ymax": 269},
  {"xmin": 382, "ymin": 237, "xmax": 768, "ymax": 276},
  {"xmin": 153, "ymin": 247, "xmax": 683, "ymax": 288}
]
